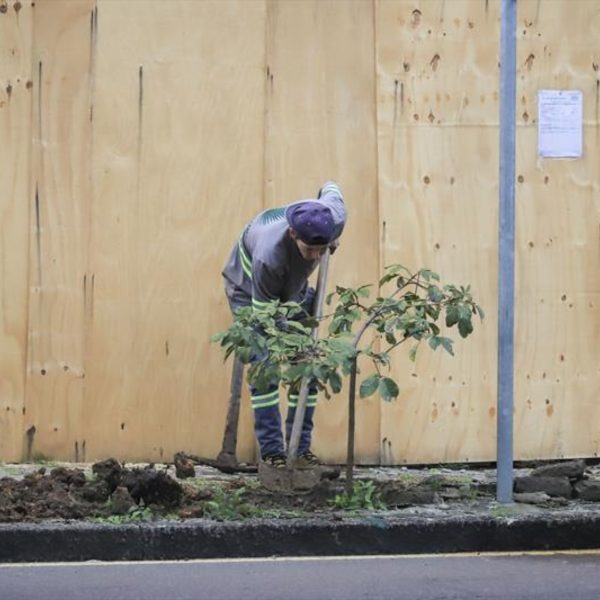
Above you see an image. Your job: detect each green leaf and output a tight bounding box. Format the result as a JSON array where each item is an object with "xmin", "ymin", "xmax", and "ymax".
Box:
[
  {"xmin": 458, "ymin": 316, "xmax": 474, "ymax": 338},
  {"xmin": 425, "ymin": 304, "xmax": 440, "ymax": 320},
  {"xmin": 408, "ymin": 345, "xmax": 419, "ymax": 362},
  {"xmin": 419, "ymin": 269, "xmax": 440, "ymax": 282},
  {"xmin": 328, "ymin": 371, "xmax": 342, "ymax": 394},
  {"xmin": 326, "ymin": 292, "xmax": 335, "ymax": 306},
  {"xmin": 348, "ymin": 308, "xmax": 362, "ymax": 322},
  {"xmin": 439, "ymin": 337, "xmax": 454, "ymax": 356},
  {"xmin": 445, "ymin": 305, "xmax": 459, "ymax": 328},
  {"xmin": 377, "ymin": 351, "xmax": 391, "ymax": 367},
  {"xmin": 357, "ymin": 285, "xmax": 372, "ymax": 298},
  {"xmin": 475, "ymin": 305, "xmax": 485, "ymax": 320},
  {"xmin": 285, "ymin": 320, "xmax": 309, "ymax": 333},
  {"xmin": 427, "ymin": 285, "xmax": 444, "ymax": 303},
  {"xmin": 378, "ymin": 377, "xmax": 399, "ymax": 402},
  {"xmin": 379, "ymin": 264, "xmax": 410, "ymax": 287},
  {"xmin": 359, "ymin": 374, "xmax": 380, "ymax": 398},
  {"xmin": 237, "ymin": 347, "xmax": 251, "ymax": 363},
  {"xmin": 300, "ymin": 317, "xmax": 319, "ymax": 329},
  {"xmin": 428, "ymin": 336, "xmax": 441, "ymax": 351},
  {"xmin": 429, "ymin": 336, "xmax": 454, "ymax": 355}
]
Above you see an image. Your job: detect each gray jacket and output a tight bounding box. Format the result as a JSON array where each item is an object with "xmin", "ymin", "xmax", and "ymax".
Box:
[{"xmin": 222, "ymin": 182, "xmax": 346, "ymax": 311}]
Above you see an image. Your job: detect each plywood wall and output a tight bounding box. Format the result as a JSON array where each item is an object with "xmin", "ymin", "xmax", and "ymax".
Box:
[
  {"xmin": 376, "ymin": 0, "xmax": 500, "ymax": 464},
  {"xmin": 0, "ymin": 0, "xmax": 32, "ymax": 461},
  {"xmin": 0, "ymin": 0, "xmax": 599, "ymax": 465},
  {"xmin": 263, "ymin": 0, "xmax": 380, "ymax": 463},
  {"xmin": 514, "ymin": 0, "xmax": 600, "ymax": 460}
]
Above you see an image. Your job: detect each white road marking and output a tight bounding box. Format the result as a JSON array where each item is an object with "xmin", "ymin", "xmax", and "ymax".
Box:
[{"xmin": 2, "ymin": 549, "xmax": 600, "ymax": 568}]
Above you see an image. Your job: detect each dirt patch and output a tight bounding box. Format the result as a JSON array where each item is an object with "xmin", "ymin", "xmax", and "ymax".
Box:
[
  {"xmin": 0, "ymin": 461, "xmax": 186, "ymax": 523},
  {"xmin": 0, "ymin": 458, "xmax": 498, "ymax": 523}
]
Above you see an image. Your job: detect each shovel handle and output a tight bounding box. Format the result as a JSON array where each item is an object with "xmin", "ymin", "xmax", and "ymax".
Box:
[
  {"xmin": 287, "ymin": 249, "xmax": 331, "ymax": 465},
  {"xmin": 218, "ymin": 354, "xmax": 244, "ymax": 463}
]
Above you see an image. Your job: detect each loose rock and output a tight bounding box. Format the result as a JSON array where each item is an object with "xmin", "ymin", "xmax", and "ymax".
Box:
[
  {"xmin": 92, "ymin": 458, "xmax": 123, "ymax": 492},
  {"xmin": 79, "ymin": 479, "xmax": 111, "ymax": 503},
  {"xmin": 122, "ymin": 467, "xmax": 183, "ymax": 507},
  {"xmin": 531, "ymin": 460, "xmax": 586, "ymax": 480},
  {"xmin": 514, "ymin": 491, "xmax": 552, "ymax": 505},
  {"xmin": 514, "ymin": 475, "xmax": 572, "ymax": 499},
  {"xmin": 49, "ymin": 467, "xmax": 86, "ymax": 487},
  {"xmin": 573, "ymin": 479, "xmax": 600, "ymax": 501},
  {"xmin": 111, "ymin": 486, "xmax": 137, "ymax": 515},
  {"xmin": 174, "ymin": 452, "xmax": 196, "ymax": 479},
  {"xmin": 381, "ymin": 486, "xmax": 438, "ymax": 507}
]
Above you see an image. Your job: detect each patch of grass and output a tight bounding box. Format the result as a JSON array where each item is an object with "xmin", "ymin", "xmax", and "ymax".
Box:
[
  {"xmin": 393, "ymin": 472, "xmax": 420, "ymax": 486},
  {"xmin": 489, "ymin": 503, "xmax": 520, "ymax": 518},
  {"xmin": 30, "ymin": 453, "xmax": 59, "ymax": 466},
  {"xmin": 426, "ymin": 468, "xmax": 442, "ymax": 475},
  {"xmin": 161, "ymin": 512, "xmax": 181, "ymax": 522},
  {"xmin": 256, "ymin": 508, "xmax": 308, "ymax": 519},
  {"xmin": 203, "ymin": 487, "xmax": 258, "ymax": 521},
  {"xmin": 329, "ymin": 480, "xmax": 386, "ymax": 511},
  {"xmin": 457, "ymin": 484, "xmax": 479, "ymax": 500},
  {"xmin": 92, "ymin": 506, "xmax": 154, "ymax": 525},
  {"xmin": 240, "ymin": 477, "xmax": 262, "ymax": 491},
  {"xmin": 183, "ymin": 478, "xmax": 236, "ymax": 493},
  {"xmin": 445, "ymin": 474, "xmax": 474, "ymax": 486},
  {"xmin": 419, "ymin": 476, "xmax": 445, "ymax": 491},
  {"xmin": 183, "ymin": 478, "xmax": 214, "ymax": 490}
]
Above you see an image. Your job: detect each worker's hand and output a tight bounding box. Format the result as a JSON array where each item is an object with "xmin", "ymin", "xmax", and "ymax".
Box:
[
  {"xmin": 301, "ymin": 286, "xmax": 317, "ymax": 316},
  {"xmin": 316, "ymin": 181, "xmax": 338, "ymax": 199},
  {"xmin": 274, "ymin": 314, "xmax": 289, "ymax": 332}
]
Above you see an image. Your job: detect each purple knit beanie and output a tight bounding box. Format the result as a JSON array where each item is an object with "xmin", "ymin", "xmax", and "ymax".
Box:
[{"xmin": 285, "ymin": 201, "xmax": 335, "ymax": 245}]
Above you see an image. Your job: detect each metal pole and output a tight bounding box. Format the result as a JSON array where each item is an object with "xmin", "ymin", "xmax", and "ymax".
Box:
[{"xmin": 497, "ymin": 0, "xmax": 517, "ymax": 503}]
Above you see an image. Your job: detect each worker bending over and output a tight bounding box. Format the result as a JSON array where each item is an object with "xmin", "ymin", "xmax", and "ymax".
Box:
[{"xmin": 222, "ymin": 182, "xmax": 347, "ymax": 469}]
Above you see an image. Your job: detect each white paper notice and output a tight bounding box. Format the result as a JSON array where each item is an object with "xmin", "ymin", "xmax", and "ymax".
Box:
[{"xmin": 538, "ymin": 90, "xmax": 583, "ymax": 158}]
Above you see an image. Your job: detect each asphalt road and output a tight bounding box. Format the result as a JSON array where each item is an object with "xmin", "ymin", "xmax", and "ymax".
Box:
[{"xmin": 1, "ymin": 551, "xmax": 600, "ymax": 600}]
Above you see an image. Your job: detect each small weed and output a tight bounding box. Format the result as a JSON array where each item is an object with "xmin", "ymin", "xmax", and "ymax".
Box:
[
  {"xmin": 93, "ymin": 506, "xmax": 154, "ymax": 525},
  {"xmin": 458, "ymin": 485, "xmax": 479, "ymax": 500},
  {"xmin": 395, "ymin": 472, "xmax": 419, "ymax": 486},
  {"xmin": 490, "ymin": 503, "xmax": 519, "ymax": 518},
  {"xmin": 420, "ymin": 475, "xmax": 445, "ymax": 491},
  {"xmin": 330, "ymin": 480, "xmax": 386, "ymax": 511},
  {"xmin": 445, "ymin": 474, "xmax": 474, "ymax": 486},
  {"xmin": 162, "ymin": 512, "xmax": 181, "ymax": 521},
  {"xmin": 258, "ymin": 508, "xmax": 307, "ymax": 519},
  {"xmin": 240, "ymin": 477, "xmax": 262, "ymax": 491},
  {"xmin": 203, "ymin": 487, "xmax": 257, "ymax": 521},
  {"xmin": 30, "ymin": 453, "xmax": 58, "ymax": 466},
  {"xmin": 183, "ymin": 478, "xmax": 215, "ymax": 490}
]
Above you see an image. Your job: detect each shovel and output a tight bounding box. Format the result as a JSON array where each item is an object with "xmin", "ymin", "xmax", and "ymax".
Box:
[
  {"xmin": 187, "ymin": 251, "xmax": 330, "ymax": 477},
  {"xmin": 175, "ymin": 344, "xmax": 255, "ymax": 475}
]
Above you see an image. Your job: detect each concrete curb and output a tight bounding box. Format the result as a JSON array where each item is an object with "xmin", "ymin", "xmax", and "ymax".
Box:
[{"xmin": 2, "ymin": 512, "xmax": 600, "ymax": 563}]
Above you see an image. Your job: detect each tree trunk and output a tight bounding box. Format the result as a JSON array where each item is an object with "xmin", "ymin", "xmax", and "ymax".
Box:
[{"xmin": 345, "ymin": 357, "xmax": 358, "ymax": 496}]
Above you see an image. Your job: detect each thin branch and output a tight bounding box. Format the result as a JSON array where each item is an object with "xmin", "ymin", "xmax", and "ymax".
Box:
[
  {"xmin": 353, "ymin": 273, "xmax": 420, "ymax": 347},
  {"xmin": 383, "ymin": 335, "xmax": 411, "ymax": 354}
]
